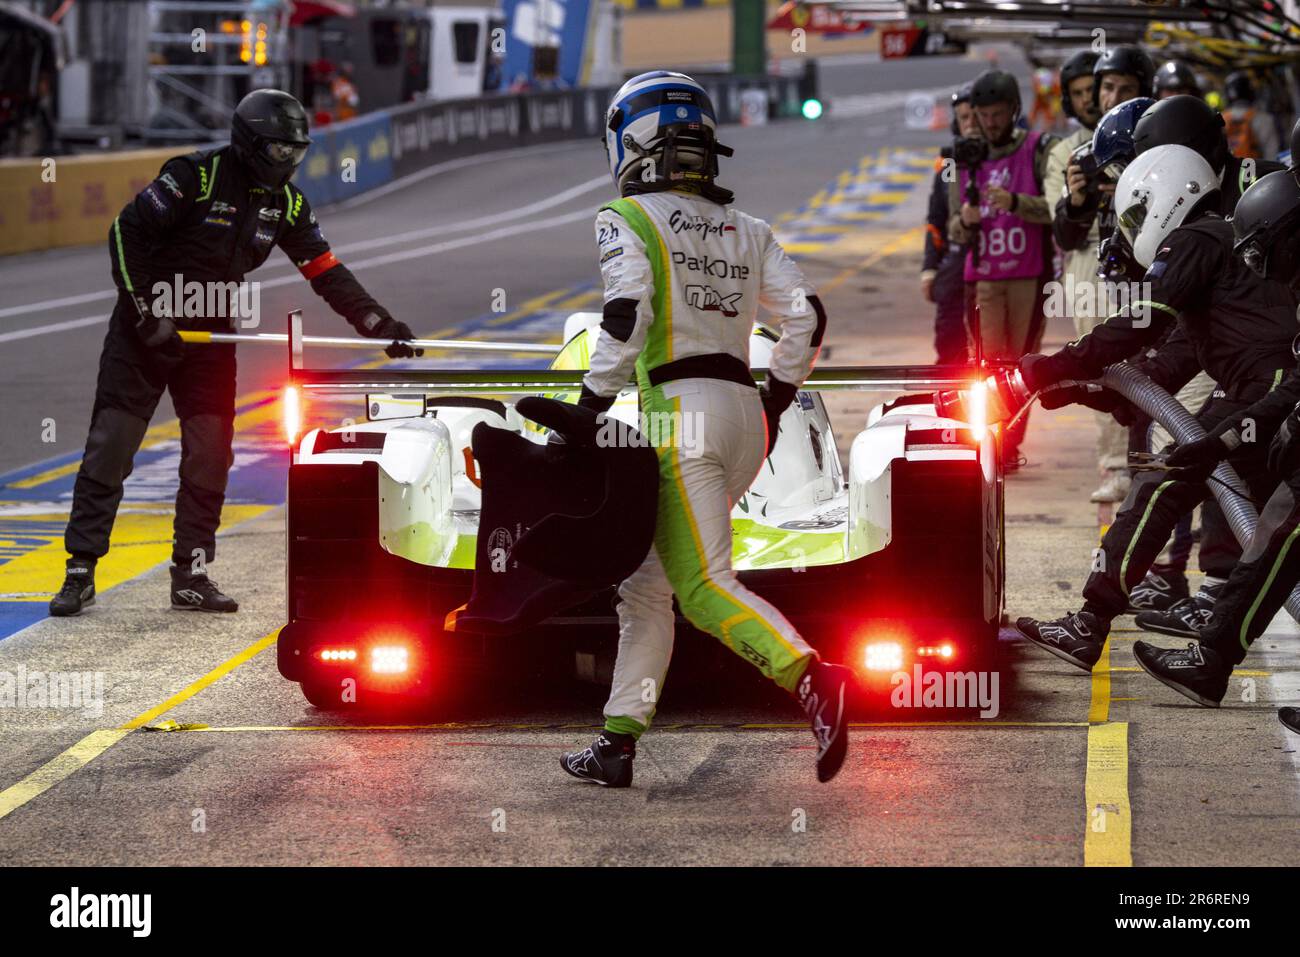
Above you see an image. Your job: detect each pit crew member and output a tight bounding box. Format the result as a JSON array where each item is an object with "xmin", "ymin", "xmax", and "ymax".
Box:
[
  {"xmin": 1012, "ymin": 146, "xmax": 1297, "ymax": 671},
  {"xmin": 49, "ymin": 90, "xmax": 415, "ymax": 617},
  {"xmin": 1133, "ymin": 167, "xmax": 1300, "ymax": 710}
]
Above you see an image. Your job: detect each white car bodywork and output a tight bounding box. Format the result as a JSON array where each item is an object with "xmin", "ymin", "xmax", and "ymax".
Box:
[{"xmin": 295, "ymin": 314, "xmax": 999, "ymax": 595}]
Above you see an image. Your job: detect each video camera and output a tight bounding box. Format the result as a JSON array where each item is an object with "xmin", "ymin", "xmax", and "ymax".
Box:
[
  {"xmin": 952, "ymin": 134, "xmax": 989, "ymax": 169},
  {"xmin": 952, "ymin": 134, "xmax": 989, "ymax": 266}
]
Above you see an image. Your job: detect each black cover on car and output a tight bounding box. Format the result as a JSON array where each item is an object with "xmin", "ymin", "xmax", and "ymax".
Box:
[{"xmin": 445, "ymin": 397, "xmax": 659, "ymax": 635}]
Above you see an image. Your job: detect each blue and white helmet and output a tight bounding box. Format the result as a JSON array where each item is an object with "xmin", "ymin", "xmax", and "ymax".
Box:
[{"xmin": 603, "ymin": 71, "xmax": 733, "ymax": 200}]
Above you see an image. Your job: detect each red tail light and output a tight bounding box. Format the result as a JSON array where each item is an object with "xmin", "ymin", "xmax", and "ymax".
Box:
[{"xmin": 283, "ymin": 385, "xmax": 301, "ymax": 446}]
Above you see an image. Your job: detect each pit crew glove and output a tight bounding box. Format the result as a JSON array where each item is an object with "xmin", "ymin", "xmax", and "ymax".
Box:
[
  {"xmin": 359, "ymin": 313, "xmax": 424, "ymax": 359},
  {"xmin": 1166, "ymin": 422, "xmax": 1243, "ymax": 478},
  {"xmin": 128, "ymin": 293, "xmax": 184, "ymax": 360},
  {"xmin": 1017, "ymin": 353, "xmax": 1054, "ymax": 393},
  {"xmin": 1267, "ymin": 406, "xmax": 1300, "ymax": 477},
  {"xmin": 760, "ymin": 376, "xmax": 797, "ymax": 456},
  {"xmin": 1038, "ymin": 382, "xmax": 1135, "ymax": 427}
]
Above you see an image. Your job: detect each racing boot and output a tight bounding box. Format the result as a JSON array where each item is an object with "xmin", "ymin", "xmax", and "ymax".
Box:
[
  {"xmin": 1279, "ymin": 708, "xmax": 1300, "ymax": 735},
  {"xmin": 49, "ymin": 559, "xmax": 96, "ymax": 617},
  {"xmin": 560, "ymin": 731, "xmax": 635, "ymax": 788},
  {"xmin": 796, "ymin": 661, "xmax": 853, "ymax": 783},
  {"xmin": 1125, "ymin": 568, "xmax": 1189, "ymax": 614},
  {"xmin": 1133, "ymin": 640, "xmax": 1230, "ymax": 708},
  {"xmin": 1134, "ymin": 581, "xmax": 1220, "ymax": 639},
  {"xmin": 170, "ymin": 566, "xmax": 239, "ymax": 613},
  {"xmin": 1014, "ymin": 610, "xmax": 1108, "ymax": 672}
]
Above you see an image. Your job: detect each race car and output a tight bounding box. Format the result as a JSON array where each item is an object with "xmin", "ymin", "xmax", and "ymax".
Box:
[{"xmin": 275, "ymin": 312, "xmax": 1005, "ymax": 709}]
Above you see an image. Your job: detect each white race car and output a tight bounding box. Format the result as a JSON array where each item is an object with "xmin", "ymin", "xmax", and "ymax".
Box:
[{"xmin": 276, "ymin": 313, "xmax": 1005, "ymax": 708}]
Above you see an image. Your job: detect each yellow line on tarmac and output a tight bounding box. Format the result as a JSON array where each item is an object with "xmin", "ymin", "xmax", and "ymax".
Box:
[
  {"xmin": 1083, "ymin": 637, "xmax": 1132, "ymax": 866},
  {"xmin": 141, "ymin": 719, "xmax": 1090, "ymax": 734},
  {"xmin": 0, "ymin": 630, "xmax": 278, "ymax": 823},
  {"xmin": 0, "ymin": 729, "xmax": 131, "ymax": 822},
  {"xmin": 820, "ymin": 226, "xmax": 925, "ymax": 293},
  {"xmin": 1083, "ymin": 722, "xmax": 1133, "ymax": 867}
]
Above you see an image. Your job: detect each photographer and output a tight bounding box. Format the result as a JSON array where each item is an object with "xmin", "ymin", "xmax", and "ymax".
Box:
[
  {"xmin": 922, "ymin": 83, "xmax": 978, "ymax": 364},
  {"xmin": 947, "ymin": 69, "xmax": 1058, "ymax": 462}
]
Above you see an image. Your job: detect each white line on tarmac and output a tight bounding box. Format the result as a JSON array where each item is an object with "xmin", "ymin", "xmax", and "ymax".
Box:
[
  {"xmin": 0, "ymin": 314, "xmax": 107, "ymax": 345},
  {"xmin": 0, "ymin": 208, "xmax": 593, "ymax": 344}
]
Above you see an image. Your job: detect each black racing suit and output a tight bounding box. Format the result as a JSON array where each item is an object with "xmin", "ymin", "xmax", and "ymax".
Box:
[
  {"xmin": 923, "ymin": 149, "xmax": 969, "ymax": 364},
  {"xmin": 66, "ymin": 145, "xmax": 394, "ymax": 569},
  {"xmin": 1027, "ymin": 213, "xmax": 1297, "ymax": 624},
  {"xmin": 1195, "ymin": 367, "xmax": 1300, "ymax": 666}
]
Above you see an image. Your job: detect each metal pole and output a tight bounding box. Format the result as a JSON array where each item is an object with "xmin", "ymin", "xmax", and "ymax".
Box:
[{"xmin": 177, "ymin": 330, "xmax": 563, "ymax": 354}]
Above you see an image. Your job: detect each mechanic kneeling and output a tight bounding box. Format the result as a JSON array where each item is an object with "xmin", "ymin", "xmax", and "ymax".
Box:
[{"xmin": 49, "ymin": 90, "xmax": 415, "ymax": 617}]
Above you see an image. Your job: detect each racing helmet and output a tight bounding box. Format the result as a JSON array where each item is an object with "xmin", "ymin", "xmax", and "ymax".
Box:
[
  {"xmin": 231, "ymin": 89, "xmax": 312, "ymax": 190},
  {"xmin": 1091, "ymin": 96, "xmax": 1155, "ymax": 170},
  {"xmin": 1154, "ymin": 60, "xmax": 1202, "ymax": 99},
  {"xmin": 1232, "ymin": 169, "xmax": 1300, "ymax": 287},
  {"xmin": 1224, "ymin": 71, "xmax": 1255, "ymax": 104},
  {"xmin": 1113, "ymin": 144, "xmax": 1218, "ymax": 268},
  {"xmin": 1132, "ymin": 94, "xmax": 1228, "ymax": 173},
  {"xmin": 1058, "ymin": 50, "xmax": 1100, "ymax": 124},
  {"xmin": 603, "ymin": 71, "xmax": 734, "ymax": 203},
  {"xmin": 970, "ymin": 69, "xmax": 1022, "ymax": 119},
  {"xmin": 1092, "ymin": 45, "xmax": 1156, "ymax": 105},
  {"xmin": 950, "ymin": 81, "xmax": 973, "ymax": 135}
]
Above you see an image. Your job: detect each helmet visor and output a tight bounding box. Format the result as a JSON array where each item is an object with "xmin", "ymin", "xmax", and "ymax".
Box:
[
  {"xmin": 263, "ymin": 140, "xmax": 308, "ymax": 166},
  {"xmin": 1118, "ymin": 200, "xmax": 1148, "ymax": 235}
]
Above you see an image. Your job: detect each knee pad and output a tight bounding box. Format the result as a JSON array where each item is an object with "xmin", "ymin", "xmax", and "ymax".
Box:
[
  {"xmin": 81, "ymin": 407, "xmax": 149, "ymax": 487},
  {"xmin": 179, "ymin": 414, "xmax": 235, "ymax": 495}
]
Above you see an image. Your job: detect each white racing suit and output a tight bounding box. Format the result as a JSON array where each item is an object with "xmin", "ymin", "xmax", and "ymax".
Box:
[{"xmin": 584, "ymin": 190, "xmax": 825, "ymax": 737}]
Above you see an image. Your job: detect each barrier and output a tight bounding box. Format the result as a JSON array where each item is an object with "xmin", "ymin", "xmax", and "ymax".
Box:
[
  {"xmin": 2, "ymin": 71, "xmax": 815, "ymax": 256},
  {"xmin": 0, "ymin": 146, "xmax": 195, "ymax": 256}
]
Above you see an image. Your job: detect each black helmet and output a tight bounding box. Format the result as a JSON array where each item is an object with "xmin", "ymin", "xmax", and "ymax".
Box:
[
  {"xmin": 1232, "ymin": 169, "xmax": 1300, "ymax": 287},
  {"xmin": 1059, "ymin": 50, "xmax": 1101, "ymax": 123},
  {"xmin": 1092, "ymin": 45, "xmax": 1155, "ymax": 103},
  {"xmin": 1154, "ymin": 60, "xmax": 1201, "ymax": 98},
  {"xmin": 231, "ymin": 89, "xmax": 312, "ymax": 189},
  {"xmin": 970, "ymin": 69, "xmax": 1022, "ymax": 116},
  {"xmin": 950, "ymin": 81, "xmax": 973, "ymax": 135},
  {"xmin": 1225, "ymin": 71, "xmax": 1255, "ymax": 104},
  {"xmin": 1132, "ymin": 94, "xmax": 1228, "ymax": 173}
]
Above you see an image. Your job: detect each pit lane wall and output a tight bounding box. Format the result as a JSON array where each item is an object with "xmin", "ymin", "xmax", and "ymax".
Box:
[{"xmin": 0, "ymin": 74, "xmax": 811, "ymax": 257}]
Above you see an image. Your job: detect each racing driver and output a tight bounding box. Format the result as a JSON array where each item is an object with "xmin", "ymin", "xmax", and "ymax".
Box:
[
  {"xmin": 559, "ymin": 71, "xmax": 853, "ymax": 787},
  {"xmin": 48, "ymin": 89, "xmax": 416, "ymax": 617}
]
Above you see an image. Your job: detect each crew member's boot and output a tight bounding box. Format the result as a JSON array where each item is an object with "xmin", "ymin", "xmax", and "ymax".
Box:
[
  {"xmin": 49, "ymin": 558, "xmax": 97, "ymax": 617},
  {"xmin": 170, "ymin": 565, "xmax": 239, "ymax": 613}
]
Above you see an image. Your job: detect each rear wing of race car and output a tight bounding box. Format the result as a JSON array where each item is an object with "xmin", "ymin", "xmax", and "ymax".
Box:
[
  {"xmin": 276, "ymin": 309, "xmax": 985, "ymax": 396},
  {"xmin": 179, "ymin": 311, "xmax": 996, "ymax": 447}
]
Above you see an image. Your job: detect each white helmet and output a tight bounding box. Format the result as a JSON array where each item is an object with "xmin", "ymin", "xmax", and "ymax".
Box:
[
  {"xmin": 1113, "ymin": 143, "xmax": 1218, "ymax": 268},
  {"xmin": 603, "ymin": 71, "xmax": 733, "ymax": 201}
]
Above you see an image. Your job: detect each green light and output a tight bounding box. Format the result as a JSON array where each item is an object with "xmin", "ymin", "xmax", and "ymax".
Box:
[{"xmin": 801, "ymin": 98, "xmax": 824, "ymax": 120}]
